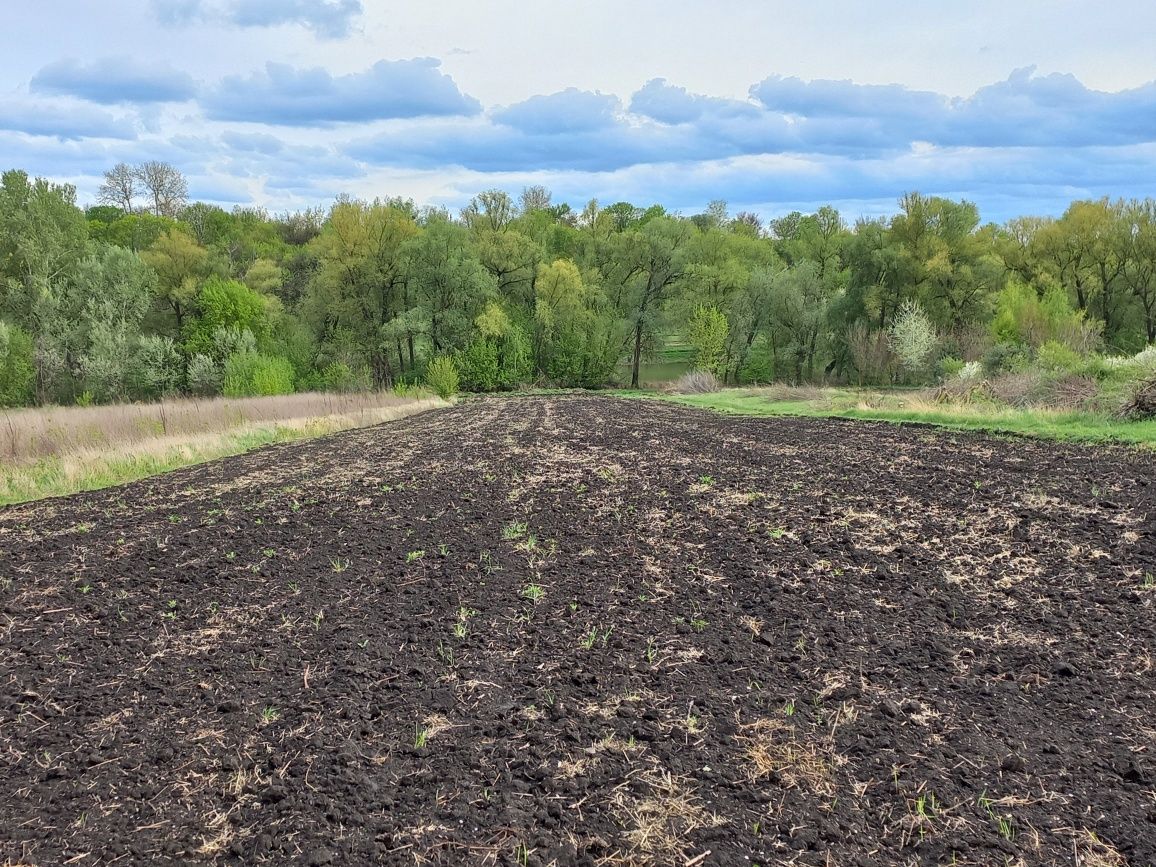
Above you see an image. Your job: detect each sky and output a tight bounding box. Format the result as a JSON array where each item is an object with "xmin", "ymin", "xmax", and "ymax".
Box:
[{"xmin": 3, "ymin": 0, "xmax": 1156, "ymax": 223}]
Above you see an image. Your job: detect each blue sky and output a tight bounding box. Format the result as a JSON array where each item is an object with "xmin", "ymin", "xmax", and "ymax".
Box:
[{"xmin": 2, "ymin": 0, "xmax": 1156, "ymax": 222}]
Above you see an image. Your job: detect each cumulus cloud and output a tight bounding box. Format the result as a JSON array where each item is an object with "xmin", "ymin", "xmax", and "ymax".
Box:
[
  {"xmin": 750, "ymin": 67, "xmax": 1156, "ymax": 149},
  {"xmin": 630, "ymin": 79, "xmax": 760, "ymax": 124},
  {"xmin": 347, "ymin": 68, "xmax": 1156, "ymax": 176},
  {"xmin": 10, "ymin": 58, "xmax": 1156, "ymax": 222},
  {"xmin": 30, "ymin": 57, "xmax": 197, "ymax": 105},
  {"xmin": 0, "ymin": 97, "xmax": 137, "ymax": 140},
  {"xmin": 150, "ymin": 0, "xmax": 362, "ymax": 38},
  {"xmin": 493, "ymin": 89, "xmax": 620, "ymax": 134},
  {"xmin": 203, "ymin": 59, "xmax": 481, "ymax": 125}
]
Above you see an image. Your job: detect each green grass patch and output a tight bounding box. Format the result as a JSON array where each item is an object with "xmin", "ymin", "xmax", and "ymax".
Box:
[{"xmin": 627, "ymin": 387, "xmax": 1156, "ymax": 447}]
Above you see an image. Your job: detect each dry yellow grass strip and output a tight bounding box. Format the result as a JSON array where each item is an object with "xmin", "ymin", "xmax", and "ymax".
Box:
[{"xmin": 0, "ymin": 394, "xmax": 447, "ymax": 505}]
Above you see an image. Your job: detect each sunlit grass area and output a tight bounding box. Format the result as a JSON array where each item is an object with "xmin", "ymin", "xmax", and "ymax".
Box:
[{"xmin": 632, "ymin": 385, "xmax": 1156, "ymax": 447}]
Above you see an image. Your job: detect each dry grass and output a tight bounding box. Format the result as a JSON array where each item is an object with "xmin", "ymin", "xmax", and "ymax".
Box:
[
  {"xmin": 736, "ymin": 718, "xmax": 837, "ymax": 795},
  {"xmin": 1073, "ymin": 830, "xmax": 1129, "ymax": 866},
  {"xmin": 668, "ymin": 370, "xmax": 722, "ymax": 394},
  {"xmin": 610, "ymin": 769, "xmax": 723, "ymax": 859},
  {"xmin": 0, "ymin": 392, "xmax": 448, "ymax": 505},
  {"xmin": 0, "ymin": 390, "xmax": 434, "ymax": 463}
]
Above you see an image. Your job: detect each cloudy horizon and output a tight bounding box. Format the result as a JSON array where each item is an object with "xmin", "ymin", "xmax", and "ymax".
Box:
[{"xmin": 3, "ymin": 0, "xmax": 1156, "ymax": 222}]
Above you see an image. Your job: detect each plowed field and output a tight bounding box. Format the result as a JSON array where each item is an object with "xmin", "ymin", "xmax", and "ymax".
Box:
[{"xmin": 2, "ymin": 397, "xmax": 1154, "ymax": 866}]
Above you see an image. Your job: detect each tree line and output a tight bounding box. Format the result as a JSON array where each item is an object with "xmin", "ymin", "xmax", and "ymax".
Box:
[{"xmin": 2, "ymin": 162, "xmax": 1155, "ymax": 407}]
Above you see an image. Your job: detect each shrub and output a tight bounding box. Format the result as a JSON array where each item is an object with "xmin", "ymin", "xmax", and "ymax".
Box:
[
  {"xmin": 991, "ymin": 279, "xmax": 1094, "ymax": 350},
  {"xmin": 0, "ymin": 321, "xmax": 36, "ymax": 407},
  {"xmin": 184, "ymin": 278, "xmax": 269, "ymax": 357},
  {"xmin": 687, "ymin": 305, "xmax": 728, "ymax": 377},
  {"xmin": 317, "ymin": 361, "xmax": 370, "ymax": 393},
  {"xmin": 957, "ymin": 361, "xmax": 983, "ymax": 382},
  {"xmin": 887, "ymin": 301, "xmax": 937, "ymax": 379},
  {"xmin": 457, "ymin": 303, "xmax": 532, "ymax": 392},
  {"xmin": 424, "ymin": 356, "xmax": 460, "ymax": 399},
  {"xmin": 251, "ymin": 356, "xmax": 295, "ymax": 396},
  {"xmin": 937, "ymin": 357, "xmax": 966, "ymax": 381},
  {"xmin": 672, "ymin": 369, "xmax": 721, "ymax": 394},
  {"xmin": 130, "ymin": 335, "xmax": 183, "ymax": 400},
  {"xmin": 1035, "ymin": 340, "xmax": 1083, "ymax": 374},
  {"xmin": 982, "ymin": 342, "xmax": 1030, "ymax": 377},
  {"xmin": 212, "ymin": 326, "xmax": 258, "ymax": 361},
  {"xmin": 186, "ymin": 353, "xmax": 221, "ymax": 396},
  {"xmin": 223, "ymin": 353, "xmax": 295, "ymax": 397},
  {"xmin": 456, "ymin": 339, "xmax": 500, "ymax": 391}
]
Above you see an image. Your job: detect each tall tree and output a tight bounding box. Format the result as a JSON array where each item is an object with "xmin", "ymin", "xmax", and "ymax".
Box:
[
  {"xmin": 1122, "ymin": 199, "xmax": 1156, "ymax": 344},
  {"xmin": 461, "ymin": 190, "xmax": 516, "ymax": 233},
  {"xmin": 404, "ymin": 220, "xmax": 495, "ymax": 354},
  {"xmin": 305, "ymin": 200, "xmax": 418, "ymax": 384},
  {"xmin": 136, "ymin": 161, "xmax": 188, "ymax": 218},
  {"xmin": 608, "ymin": 216, "xmax": 695, "ymax": 388},
  {"xmin": 0, "ymin": 170, "xmax": 89, "ymax": 401},
  {"xmin": 519, "ymin": 185, "xmax": 552, "ymax": 214},
  {"xmin": 141, "ymin": 230, "xmax": 212, "ymax": 333},
  {"xmin": 97, "ymin": 163, "xmax": 138, "ymax": 214}
]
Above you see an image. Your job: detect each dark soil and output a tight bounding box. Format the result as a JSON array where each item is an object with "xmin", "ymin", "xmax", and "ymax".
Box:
[{"xmin": 2, "ymin": 396, "xmax": 1155, "ymax": 866}]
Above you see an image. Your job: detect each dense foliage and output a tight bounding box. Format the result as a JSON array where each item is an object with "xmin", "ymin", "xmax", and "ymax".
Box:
[{"xmin": 2, "ymin": 166, "xmax": 1155, "ymax": 407}]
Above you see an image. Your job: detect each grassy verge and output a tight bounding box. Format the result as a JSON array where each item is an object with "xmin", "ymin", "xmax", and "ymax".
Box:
[
  {"xmin": 622, "ymin": 386, "xmax": 1156, "ymax": 447},
  {"xmin": 0, "ymin": 397, "xmax": 447, "ymax": 507}
]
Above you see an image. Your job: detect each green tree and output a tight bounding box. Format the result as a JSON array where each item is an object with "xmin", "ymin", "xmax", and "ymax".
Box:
[
  {"xmin": 73, "ymin": 246, "xmax": 157, "ymax": 401},
  {"xmin": 424, "ymin": 355, "xmax": 459, "ymax": 398},
  {"xmin": 533, "ymin": 259, "xmax": 619, "ymax": 386},
  {"xmin": 607, "ymin": 217, "xmax": 696, "ymax": 388},
  {"xmin": 131, "ymin": 335, "xmax": 184, "ymax": 399},
  {"xmin": 404, "ymin": 220, "xmax": 495, "ymax": 355},
  {"xmin": 687, "ymin": 305, "xmax": 728, "ymax": 376},
  {"xmin": 142, "ymin": 229, "xmax": 212, "ymax": 333},
  {"xmin": 0, "ymin": 170, "xmax": 89, "ymax": 401},
  {"xmin": 0, "ymin": 321, "xmax": 35, "ymax": 406},
  {"xmin": 184, "ymin": 277, "xmax": 271, "ymax": 357},
  {"xmin": 305, "ymin": 199, "xmax": 418, "ymax": 384}
]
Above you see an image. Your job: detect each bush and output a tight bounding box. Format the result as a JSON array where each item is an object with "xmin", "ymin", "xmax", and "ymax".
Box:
[
  {"xmin": 982, "ymin": 342, "xmax": 1030, "ymax": 377},
  {"xmin": 186, "ymin": 353, "xmax": 221, "ymax": 396},
  {"xmin": 672, "ymin": 369, "xmax": 721, "ymax": 394},
  {"xmin": 130, "ymin": 335, "xmax": 183, "ymax": 400},
  {"xmin": 0, "ymin": 321, "xmax": 36, "ymax": 407},
  {"xmin": 251, "ymin": 356, "xmax": 295, "ymax": 396},
  {"xmin": 184, "ymin": 278, "xmax": 269, "ymax": 357},
  {"xmin": 937, "ymin": 357, "xmax": 966, "ymax": 381},
  {"xmin": 847, "ymin": 323, "xmax": 893, "ymax": 386},
  {"xmin": 425, "ymin": 356, "xmax": 460, "ymax": 399},
  {"xmin": 315, "ymin": 361, "xmax": 370, "ymax": 393},
  {"xmin": 687, "ymin": 305, "xmax": 728, "ymax": 377},
  {"xmin": 223, "ymin": 353, "xmax": 295, "ymax": 397},
  {"xmin": 991, "ymin": 279, "xmax": 1094, "ymax": 350},
  {"xmin": 1035, "ymin": 340, "xmax": 1083, "ymax": 374},
  {"xmin": 456, "ymin": 339, "xmax": 500, "ymax": 391}
]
